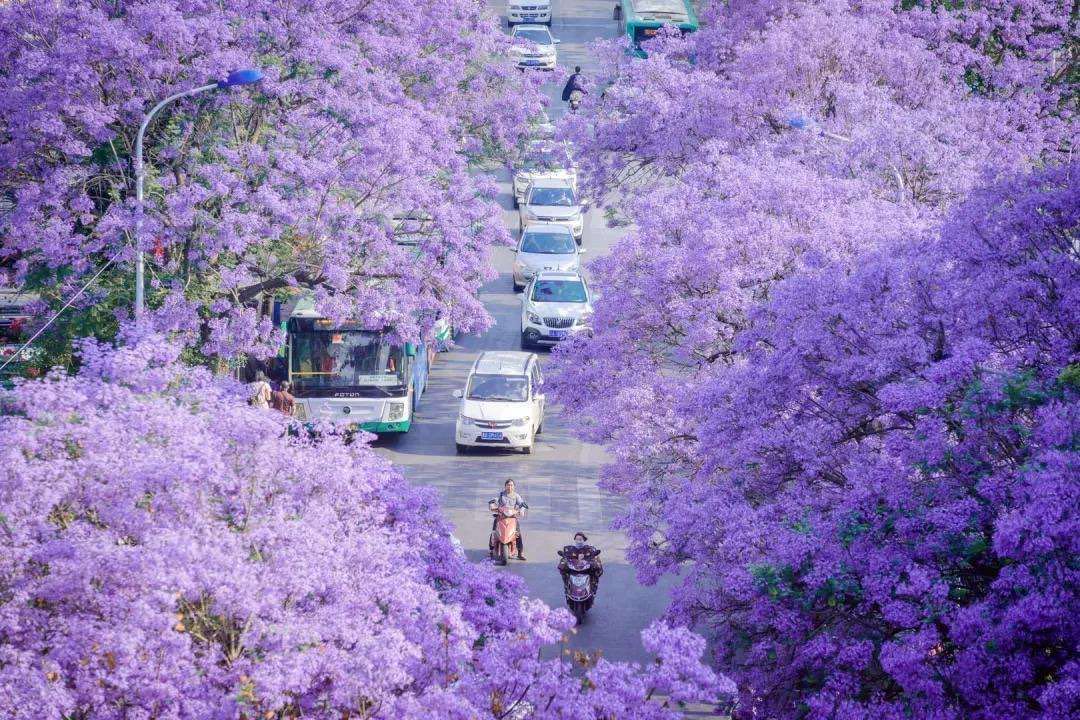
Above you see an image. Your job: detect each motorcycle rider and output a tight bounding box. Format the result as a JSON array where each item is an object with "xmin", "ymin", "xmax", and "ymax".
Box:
[
  {"xmin": 558, "ymin": 531, "xmax": 602, "ymax": 591},
  {"xmin": 491, "ymin": 479, "xmax": 528, "ymax": 561},
  {"xmin": 561, "ymin": 66, "xmax": 587, "ymax": 109}
]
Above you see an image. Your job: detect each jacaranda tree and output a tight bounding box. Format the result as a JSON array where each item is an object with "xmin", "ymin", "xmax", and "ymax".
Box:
[
  {"xmin": 549, "ymin": 0, "xmax": 1077, "ymax": 716},
  {"xmin": 0, "ymin": 0, "xmax": 545, "ymax": 366},
  {"xmin": 0, "ymin": 338, "xmax": 730, "ymax": 719}
]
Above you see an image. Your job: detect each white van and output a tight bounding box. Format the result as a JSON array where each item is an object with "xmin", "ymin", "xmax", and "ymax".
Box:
[
  {"xmin": 507, "ymin": 0, "xmax": 552, "ymax": 26},
  {"xmin": 453, "ymin": 351, "xmax": 545, "ymax": 454}
]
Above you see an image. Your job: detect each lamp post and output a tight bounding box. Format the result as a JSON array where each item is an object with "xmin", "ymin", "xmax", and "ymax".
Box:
[
  {"xmin": 786, "ymin": 115, "xmax": 905, "ymax": 204},
  {"xmin": 133, "ymin": 68, "xmax": 264, "ymax": 320}
]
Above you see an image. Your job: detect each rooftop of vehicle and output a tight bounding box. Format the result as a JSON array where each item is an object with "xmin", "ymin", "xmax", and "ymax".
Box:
[
  {"xmin": 526, "ymin": 176, "xmax": 574, "ymax": 189},
  {"xmin": 533, "ymin": 270, "xmax": 583, "ymax": 281},
  {"xmin": 521, "ymin": 223, "xmax": 574, "ymax": 236},
  {"xmin": 473, "ymin": 351, "xmax": 534, "ymax": 376},
  {"xmin": 628, "ymin": 0, "xmax": 690, "ymax": 22}
]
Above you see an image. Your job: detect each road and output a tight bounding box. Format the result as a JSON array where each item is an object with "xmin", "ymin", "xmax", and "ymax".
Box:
[{"xmin": 374, "ymin": 0, "xmax": 678, "ymax": 666}]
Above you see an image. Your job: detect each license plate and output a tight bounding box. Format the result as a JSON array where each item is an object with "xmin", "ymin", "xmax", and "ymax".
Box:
[
  {"xmin": 549, "ymin": 329, "xmax": 567, "ymax": 339},
  {"xmin": 523, "ymin": 60, "xmax": 541, "ymax": 66},
  {"xmin": 481, "ymin": 431, "xmax": 504, "ymax": 440},
  {"xmin": 524, "ymin": 14, "xmax": 538, "ymax": 18}
]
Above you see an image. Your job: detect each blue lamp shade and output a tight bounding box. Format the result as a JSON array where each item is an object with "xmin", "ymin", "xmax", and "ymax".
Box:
[{"xmin": 218, "ymin": 68, "xmax": 264, "ymax": 89}]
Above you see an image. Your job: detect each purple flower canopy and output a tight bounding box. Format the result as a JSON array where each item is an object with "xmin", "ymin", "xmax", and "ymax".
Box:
[
  {"xmin": 548, "ymin": 0, "xmax": 1077, "ymax": 717},
  {"xmin": 0, "ymin": 337, "xmax": 730, "ymax": 718},
  {"xmin": 0, "ymin": 0, "xmax": 549, "ymax": 359}
]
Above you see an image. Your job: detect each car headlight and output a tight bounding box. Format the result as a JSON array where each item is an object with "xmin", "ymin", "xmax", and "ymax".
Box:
[
  {"xmin": 575, "ymin": 314, "xmax": 592, "ymax": 326},
  {"xmin": 511, "ymin": 417, "xmax": 530, "ymax": 427},
  {"xmin": 527, "ymin": 311, "xmax": 542, "ymax": 325},
  {"xmin": 458, "ymin": 414, "xmax": 477, "ymax": 426},
  {"xmin": 387, "ymin": 402, "xmax": 405, "ymax": 421}
]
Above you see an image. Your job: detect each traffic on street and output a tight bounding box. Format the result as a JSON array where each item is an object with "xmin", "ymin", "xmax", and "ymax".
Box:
[{"xmin": 372, "ymin": 0, "xmax": 678, "ymax": 664}]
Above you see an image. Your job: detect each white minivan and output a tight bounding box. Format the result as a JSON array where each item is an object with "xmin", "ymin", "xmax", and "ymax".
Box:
[
  {"xmin": 453, "ymin": 351, "xmax": 545, "ymax": 454},
  {"xmin": 507, "ymin": 0, "xmax": 552, "ymax": 26}
]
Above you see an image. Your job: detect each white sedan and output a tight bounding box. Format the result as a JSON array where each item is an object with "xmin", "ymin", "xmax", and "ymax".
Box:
[{"xmin": 510, "ymin": 25, "xmax": 560, "ymax": 71}]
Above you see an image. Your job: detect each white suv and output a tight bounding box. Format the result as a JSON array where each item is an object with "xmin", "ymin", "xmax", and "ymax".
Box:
[
  {"xmin": 520, "ymin": 271, "xmax": 593, "ymax": 349},
  {"xmin": 513, "ymin": 224, "xmax": 584, "ymax": 291},
  {"xmin": 507, "ymin": 0, "xmax": 551, "ymax": 26},
  {"xmin": 454, "ymin": 351, "xmax": 545, "ymax": 454},
  {"xmin": 520, "ymin": 178, "xmax": 585, "ymax": 244},
  {"xmin": 509, "ymin": 25, "xmax": 559, "ymax": 70}
]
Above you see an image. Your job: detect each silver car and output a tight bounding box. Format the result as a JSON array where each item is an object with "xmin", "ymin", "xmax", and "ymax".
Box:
[
  {"xmin": 512, "ymin": 224, "xmax": 585, "ymax": 291},
  {"xmin": 519, "ymin": 177, "xmax": 585, "ymax": 244},
  {"xmin": 520, "ymin": 271, "xmax": 593, "ymax": 349}
]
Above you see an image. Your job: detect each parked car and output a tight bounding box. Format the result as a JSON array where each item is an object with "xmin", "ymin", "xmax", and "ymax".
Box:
[
  {"xmin": 520, "ymin": 271, "xmax": 593, "ymax": 349},
  {"xmin": 512, "ymin": 140, "xmax": 577, "ymax": 209},
  {"xmin": 453, "ymin": 351, "xmax": 545, "ymax": 454},
  {"xmin": 509, "ymin": 24, "xmax": 559, "ymax": 70},
  {"xmin": 513, "ymin": 224, "xmax": 584, "ymax": 291},
  {"xmin": 519, "ymin": 177, "xmax": 585, "ymax": 243},
  {"xmin": 507, "ymin": 0, "xmax": 551, "ymax": 26}
]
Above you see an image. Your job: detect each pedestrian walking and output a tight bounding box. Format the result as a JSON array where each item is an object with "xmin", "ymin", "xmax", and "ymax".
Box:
[
  {"xmin": 249, "ymin": 371, "xmax": 272, "ymax": 409},
  {"xmin": 270, "ymin": 381, "xmax": 295, "ymax": 416}
]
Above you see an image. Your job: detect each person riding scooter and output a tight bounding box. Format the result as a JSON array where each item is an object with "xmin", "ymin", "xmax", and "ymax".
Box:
[
  {"xmin": 557, "ymin": 532, "xmax": 602, "ymax": 622},
  {"xmin": 558, "ymin": 532, "xmax": 602, "ymax": 588},
  {"xmin": 488, "ymin": 479, "xmax": 528, "ymax": 561},
  {"xmin": 562, "ymin": 67, "xmax": 587, "ymax": 111}
]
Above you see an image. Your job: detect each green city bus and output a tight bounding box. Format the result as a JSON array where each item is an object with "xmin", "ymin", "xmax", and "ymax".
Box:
[{"xmin": 619, "ymin": 0, "xmax": 699, "ymax": 58}]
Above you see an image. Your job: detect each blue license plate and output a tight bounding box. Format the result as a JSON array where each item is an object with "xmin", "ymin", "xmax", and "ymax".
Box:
[
  {"xmin": 481, "ymin": 431, "xmax": 503, "ymax": 440},
  {"xmin": 549, "ymin": 329, "xmax": 568, "ymax": 339},
  {"xmin": 523, "ymin": 60, "xmax": 541, "ymax": 66}
]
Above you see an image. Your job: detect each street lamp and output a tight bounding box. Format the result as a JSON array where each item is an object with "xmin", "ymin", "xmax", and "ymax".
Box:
[
  {"xmin": 133, "ymin": 68, "xmax": 264, "ymax": 320},
  {"xmin": 785, "ymin": 115, "xmax": 905, "ymax": 204}
]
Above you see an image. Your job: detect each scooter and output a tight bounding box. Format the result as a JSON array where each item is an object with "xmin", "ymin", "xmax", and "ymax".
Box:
[
  {"xmin": 488, "ymin": 500, "xmax": 527, "ymax": 565},
  {"xmin": 557, "ymin": 546, "xmax": 601, "ymax": 623},
  {"xmin": 568, "ymin": 89, "xmax": 584, "ymax": 113}
]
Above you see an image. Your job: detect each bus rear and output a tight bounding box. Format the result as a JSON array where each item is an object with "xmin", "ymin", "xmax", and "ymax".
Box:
[{"xmin": 621, "ymin": 0, "xmax": 699, "ymax": 57}]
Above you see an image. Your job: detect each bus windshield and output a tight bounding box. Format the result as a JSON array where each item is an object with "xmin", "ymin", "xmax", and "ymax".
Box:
[{"xmin": 290, "ymin": 320, "xmax": 406, "ymax": 397}]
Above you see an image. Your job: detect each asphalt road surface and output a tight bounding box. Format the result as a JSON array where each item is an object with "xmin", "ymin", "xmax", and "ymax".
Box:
[{"xmin": 374, "ymin": 0, "xmax": 680, "ymax": 666}]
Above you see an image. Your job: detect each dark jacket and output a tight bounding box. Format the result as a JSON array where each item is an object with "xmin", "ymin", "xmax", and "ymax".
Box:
[{"xmin": 562, "ymin": 74, "xmax": 586, "ymax": 101}]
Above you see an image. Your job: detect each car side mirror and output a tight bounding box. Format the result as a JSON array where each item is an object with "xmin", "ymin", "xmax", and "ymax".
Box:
[
  {"xmin": 452, "ymin": 389, "xmax": 463, "ymax": 399},
  {"xmin": 578, "ymin": 248, "xmax": 588, "ymax": 254},
  {"xmin": 554, "ymin": 38, "xmax": 562, "ymax": 44}
]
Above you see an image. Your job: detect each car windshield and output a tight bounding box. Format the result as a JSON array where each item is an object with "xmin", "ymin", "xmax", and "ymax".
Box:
[
  {"xmin": 531, "ymin": 280, "xmax": 587, "ymax": 303},
  {"xmin": 467, "ymin": 374, "xmax": 529, "ymax": 402},
  {"xmin": 516, "ymin": 29, "xmax": 552, "ymax": 45},
  {"xmin": 521, "ymin": 231, "xmax": 576, "ymax": 254},
  {"xmin": 529, "ymin": 187, "xmax": 576, "ymax": 206}
]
